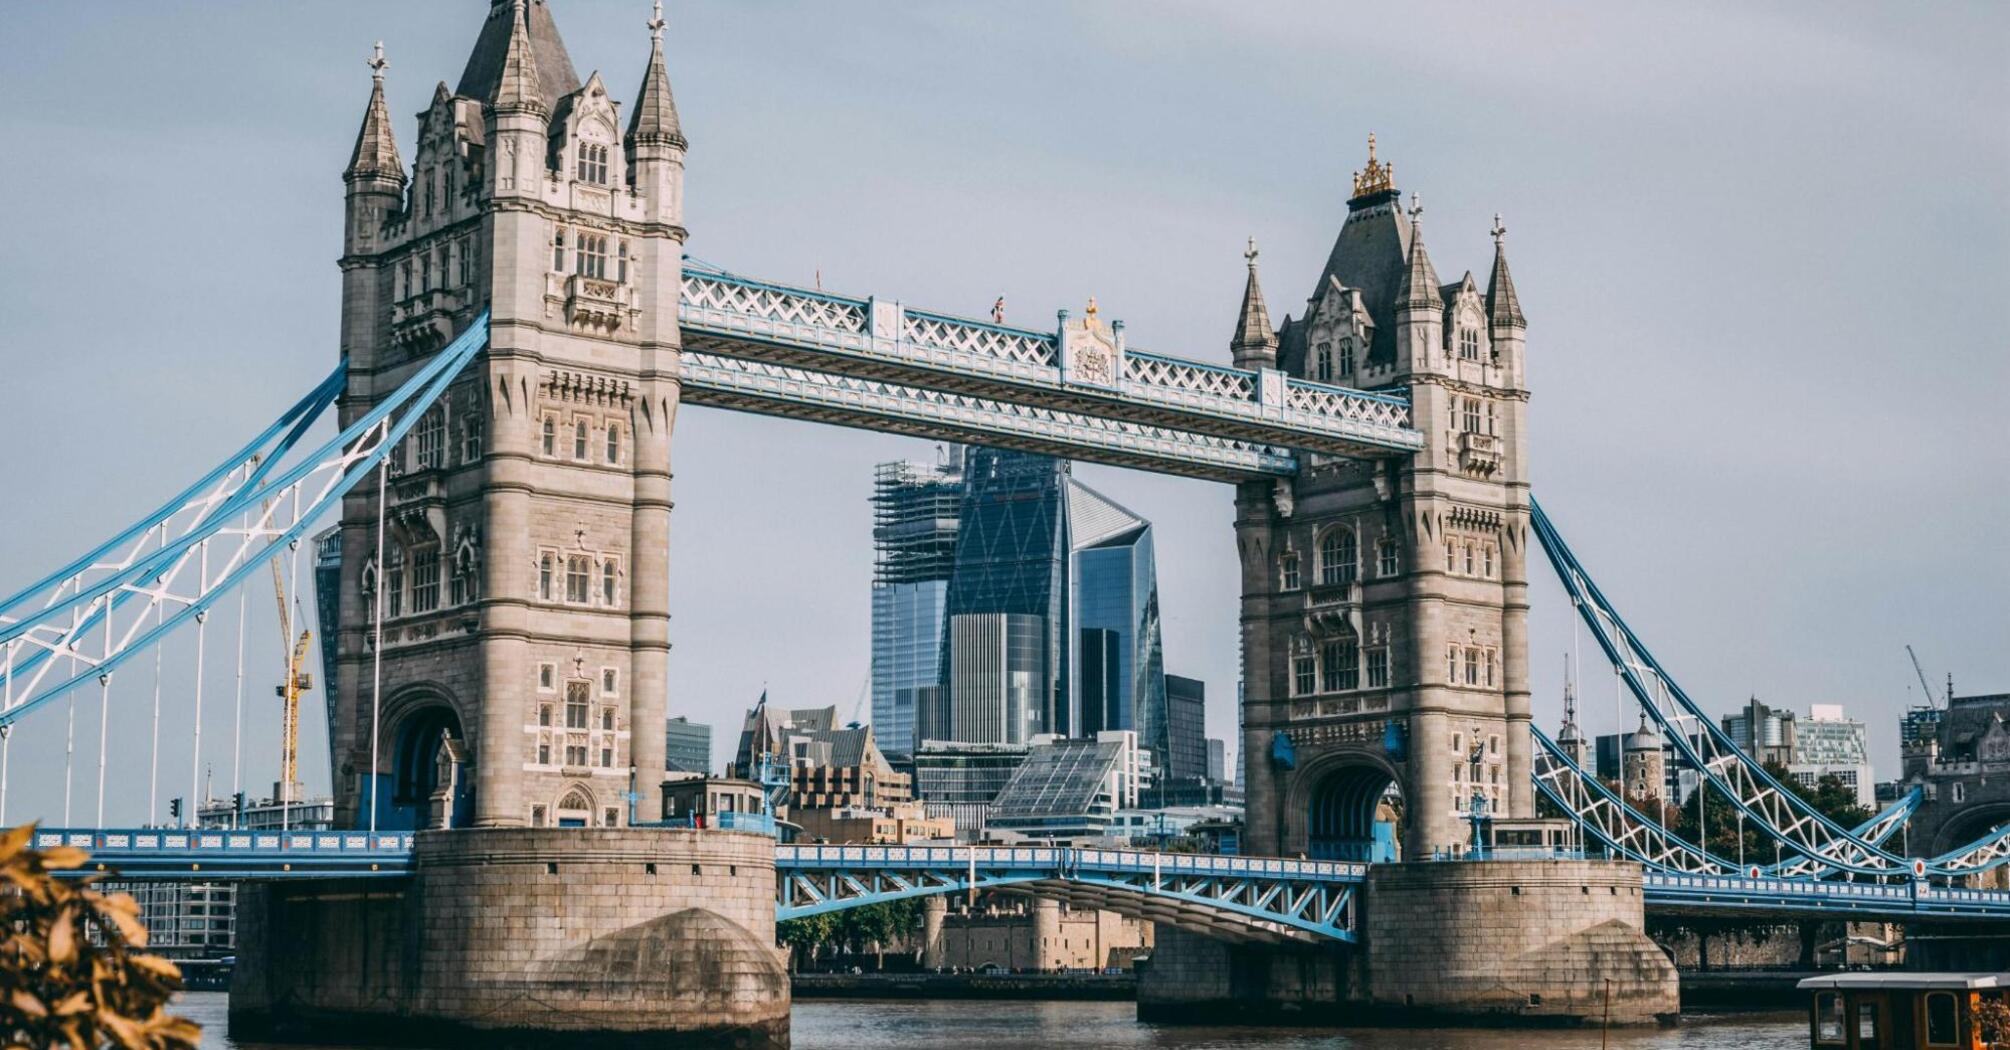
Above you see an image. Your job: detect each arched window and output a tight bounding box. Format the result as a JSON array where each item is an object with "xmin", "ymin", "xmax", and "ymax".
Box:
[
  {"xmin": 552, "ymin": 226, "xmax": 568, "ymax": 272},
  {"xmin": 1291, "ymin": 638, "xmax": 1317, "ymax": 697},
  {"xmin": 605, "ymin": 424, "xmax": 620, "ymax": 464},
  {"xmin": 540, "ymin": 417, "xmax": 556, "ymax": 456},
  {"xmin": 556, "ymin": 788, "xmax": 593, "ymax": 828},
  {"xmin": 1377, "ymin": 540, "xmax": 1400, "ymax": 577},
  {"xmin": 414, "ymin": 407, "xmax": 445, "ymax": 469},
  {"xmin": 1279, "ymin": 550, "xmax": 1301, "ymax": 591},
  {"xmin": 1313, "ymin": 342, "xmax": 1332, "ymax": 382},
  {"xmin": 385, "ymin": 544, "xmax": 404, "ymax": 618},
  {"xmin": 575, "ymin": 232, "xmax": 609, "ymax": 279},
  {"xmin": 575, "ymin": 141, "xmax": 609, "ymax": 185},
  {"xmin": 573, "ymin": 419, "xmax": 589, "ymax": 459},
  {"xmin": 1461, "ymin": 398, "xmax": 1482, "ymax": 434},
  {"xmin": 1459, "ymin": 327, "xmax": 1480, "ymax": 360},
  {"xmin": 1319, "ymin": 528, "xmax": 1357, "ymax": 586},
  {"xmin": 1337, "ymin": 339, "xmax": 1355, "ymax": 375}
]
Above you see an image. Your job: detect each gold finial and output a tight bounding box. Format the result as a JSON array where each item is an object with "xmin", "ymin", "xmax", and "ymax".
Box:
[
  {"xmin": 368, "ymin": 41, "xmax": 388, "ymax": 82},
  {"xmin": 1084, "ymin": 297, "xmax": 1099, "ymax": 324},
  {"xmin": 1244, "ymin": 236, "xmax": 1259, "ymax": 267},
  {"xmin": 1351, "ymin": 132, "xmax": 1394, "ymax": 200}
]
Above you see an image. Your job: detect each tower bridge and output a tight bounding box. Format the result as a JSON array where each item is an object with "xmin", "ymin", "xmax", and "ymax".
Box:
[{"xmin": 3, "ymin": 1, "xmax": 2004, "ymax": 1044}]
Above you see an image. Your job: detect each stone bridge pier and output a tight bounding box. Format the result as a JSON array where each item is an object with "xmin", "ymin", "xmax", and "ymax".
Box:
[{"xmin": 230, "ymin": 829, "xmax": 789, "ymax": 1049}]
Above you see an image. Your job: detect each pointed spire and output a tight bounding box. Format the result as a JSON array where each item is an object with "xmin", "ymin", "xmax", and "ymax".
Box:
[
  {"xmin": 1485, "ymin": 213, "xmax": 1527, "ymax": 329},
  {"xmin": 492, "ymin": 0, "xmax": 549, "ymax": 116},
  {"xmin": 627, "ymin": 0, "xmax": 685, "ymax": 149},
  {"xmin": 345, "ymin": 42, "xmax": 404, "ymax": 184},
  {"xmin": 1397, "ymin": 193, "xmax": 1441, "ymax": 311},
  {"xmin": 1231, "ymin": 237, "xmax": 1278, "ymax": 361}
]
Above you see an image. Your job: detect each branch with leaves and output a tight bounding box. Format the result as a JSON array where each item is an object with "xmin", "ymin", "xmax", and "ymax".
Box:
[{"xmin": 0, "ymin": 824, "xmax": 201, "ymax": 1050}]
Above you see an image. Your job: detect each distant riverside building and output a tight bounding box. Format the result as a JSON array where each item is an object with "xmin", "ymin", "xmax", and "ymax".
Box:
[
  {"xmin": 911, "ymin": 739, "xmax": 1029, "ymax": 840},
  {"xmin": 196, "ymin": 795, "xmax": 337, "ymax": 831},
  {"xmin": 664, "ymin": 715, "xmax": 711, "ymax": 774},
  {"xmin": 731, "ymin": 699, "xmax": 911, "ymax": 808},
  {"xmin": 986, "ymin": 731, "xmax": 1151, "ymax": 842},
  {"xmin": 1789, "ymin": 704, "xmax": 1873, "ymax": 808},
  {"xmin": 1207, "ymin": 738, "xmax": 1226, "ymax": 784},
  {"xmin": 870, "ymin": 452, "xmax": 964, "ymax": 758},
  {"xmin": 1162, "ymin": 674, "xmax": 1207, "ymax": 785},
  {"xmin": 1620, "ymin": 713, "xmax": 1666, "ymax": 805}
]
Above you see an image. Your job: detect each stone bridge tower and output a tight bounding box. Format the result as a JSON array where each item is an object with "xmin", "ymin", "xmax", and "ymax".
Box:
[
  {"xmin": 1235, "ymin": 142, "xmax": 1531, "ymax": 860},
  {"xmin": 331, "ymin": 0, "xmax": 685, "ymax": 829}
]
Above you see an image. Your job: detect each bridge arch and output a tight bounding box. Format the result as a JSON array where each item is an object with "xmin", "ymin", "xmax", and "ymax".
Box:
[
  {"xmin": 380, "ymin": 686, "xmax": 469, "ymax": 831},
  {"xmin": 1282, "ymin": 750, "xmax": 1404, "ymax": 863},
  {"xmin": 1933, "ymin": 802, "xmax": 2010, "ymax": 860}
]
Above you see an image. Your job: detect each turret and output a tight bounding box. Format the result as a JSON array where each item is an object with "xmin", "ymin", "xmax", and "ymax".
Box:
[
  {"xmin": 343, "ymin": 42, "xmax": 405, "ymax": 259},
  {"xmin": 1393, "ymin": 193, "xmax": 1443, "ymax": 376},
  {"xmin": 484, "ymin": 0, "xmax": 550, "ymax": 200},
  {"xmin": 1485, "ymin": 214, "xmax": 1527, "ymax": 389},
  {"xmin": 625, "ymin": 0, "xmax": 686, "ymax": 228},
  {"xmin": 1230, "ymin": 237, "xmax": 1277, "ymax": 370}
]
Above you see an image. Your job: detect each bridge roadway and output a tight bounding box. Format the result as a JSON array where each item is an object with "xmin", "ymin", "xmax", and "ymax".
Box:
[{"xmin": 38, "ymin": 829, "xmax": 2010, "ymax": 933}]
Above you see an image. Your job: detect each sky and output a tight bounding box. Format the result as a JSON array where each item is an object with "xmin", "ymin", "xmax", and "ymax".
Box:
[{"xmin": 0, "ymin": 1, "xmax": 2004, "ymax": 826}]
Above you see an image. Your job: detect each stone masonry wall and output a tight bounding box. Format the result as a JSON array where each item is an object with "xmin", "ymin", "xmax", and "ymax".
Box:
[{"xmin": 232, "ymin": 828, "xmax": 789, "ymax": 1048}]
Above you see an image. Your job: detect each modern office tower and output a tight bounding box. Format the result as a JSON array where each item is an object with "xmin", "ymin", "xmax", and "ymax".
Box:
[
  {"xmin": 987, "ymin": 731, "xmax": 1152, "ymax": 841},
  {"xmin": 1789, "ymin": 704, "xmax": 1874, "ymax": 808},
  {"xmin": 1069, "ymin": 482, "xmax": 1166, "ymax": 765},
  {"xmin": 664, "ymin": 715, "xmax": 712, "ymax": 774},
  {"xmin": 1207, "ymin": 738, "xmax": 1226, "ymax": 784},
  {"xmin": 1721, "ymin": 696, "xmax": 1798, "ymax": 767},
  {"xmin": 1163, "ymin": 675, "xmax": 1208, "ymax": 784},
  {"xmin": 870, "ymin": 451, "xmax": 964, "ymax": 758},
  {"xmin": 910, "ymin": 740, "xmax": 1030, "ymax": 839},
  {"xmin": 939, "ymin": 449, "xmax": 1071, "ymax": 741}
]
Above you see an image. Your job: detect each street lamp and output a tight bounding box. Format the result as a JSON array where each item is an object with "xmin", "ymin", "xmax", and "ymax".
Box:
[{"xmin": 626, "ymin": 764, "xmax": 639, "ymax": 826}]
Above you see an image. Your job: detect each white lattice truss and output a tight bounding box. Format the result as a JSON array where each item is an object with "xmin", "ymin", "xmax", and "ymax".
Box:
[
  {"xmin": 678, "ymin": 352, "xmax": 1298, "ymax": 481},
  {"xmin": 0, "ymin": 316, "xmax": 489, "ymax": 728},
  {"xmin": 679, "ymin": 271, "xmax": 1422, "ymax": 458},
  {"xmin": 1534, "ymin": 501, "xmax": 2010, "ymax": 881}
]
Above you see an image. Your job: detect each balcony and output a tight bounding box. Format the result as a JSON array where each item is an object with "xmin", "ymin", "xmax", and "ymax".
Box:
[
  {"xmin": 390, "ymin": 288, "xmax": 467, "ymax": 357},
  {"xmin": 1459, "ymin": 431, "xmax": 1501, "ymax": 475},
  {"xmin": 561, "ymin": 273, "xmax": 633, "ymax": 332}
]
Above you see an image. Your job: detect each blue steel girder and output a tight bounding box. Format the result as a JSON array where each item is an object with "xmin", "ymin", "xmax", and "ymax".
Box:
[
  {"xmin": 37, "ymin": 828, "xmax": 414, "ymax": 880},
  {"xmin": 678, "ymin": 352, "xmax": 1298, "ymax": 482},
  {"xmin": 677, "ymin": 270, "xmax": 1422, "ymax": 460},
  {"xmin": 772, "ymin": 844, "xmax": 1361, "ymax": 943}
]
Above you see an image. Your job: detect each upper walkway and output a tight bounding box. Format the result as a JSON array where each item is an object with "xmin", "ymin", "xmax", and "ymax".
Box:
[{"xmin": 676, "ymin": 269, "xmax": 1422, "ymax": 480}]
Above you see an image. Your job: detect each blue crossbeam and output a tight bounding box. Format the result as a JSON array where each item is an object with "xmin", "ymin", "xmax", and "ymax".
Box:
[
  {"xmin": 1643, "ymin": 872, "xmax": 2010, "ymax": 921},
  {"xmin": 36, "ymin": 828, "xmax": 414, "ymax": 880}
]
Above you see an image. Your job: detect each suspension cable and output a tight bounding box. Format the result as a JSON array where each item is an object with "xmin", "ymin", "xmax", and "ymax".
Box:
[
  {"xmin": 63, "ymin": 674, "xmax": 75, "ymax": 826},
  {"xmin": 188, "ymin": 545, "xmax": 208, "ymax": 828},
  {"xmin": 232, "ymin": 583, "xmax": 246, "ymax": 829},
  {"xmin": 1, "ymin": 643, "xmax": 12, "ymax": 824},
  {"xmin": 369, "ymin": 461, "xmax": 388, "ymax": 837},
  {"xmin": 149, "ymin": 539, "xmax": 165, "ymax": 824},
  {"xmin": 95, "ymin": 591, "xmax": 113, "ymax": 828}
]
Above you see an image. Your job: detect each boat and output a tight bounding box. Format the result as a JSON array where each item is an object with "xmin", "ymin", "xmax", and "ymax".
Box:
[{"xmin": 1798, "ymin": 972, "xmax": 2010, "ymax": 1049}]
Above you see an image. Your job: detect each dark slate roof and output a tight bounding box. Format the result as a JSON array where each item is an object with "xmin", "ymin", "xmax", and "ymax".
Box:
[
  {"xmin": 1229, "ymin": 259, "xmax": 1276, "ymax": 354},
  {"xmin": 457, "ymin": 0, "xmax": 581, "ymax": 111},
  {"xmin": 345, "ymin": 76, "xmax": 404, "ymax": 182},
  {"xmin": 627, "ymin": 36, "xmax": 683, "ymax": 147},
  {"xmin": 1487, "ymin": 241, "xmax": 1527, "ymax": 328},
  {"xmin": 1309, "ymin": 189, "xmax": 1409, "ymax": 368},
  {"xmin": 1396, "ymin": 218, "xmax": 1442, "ymax": 314}
]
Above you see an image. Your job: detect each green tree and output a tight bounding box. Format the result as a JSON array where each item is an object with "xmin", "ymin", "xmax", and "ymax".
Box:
[
  {"xmin": 1669, "ymin": 760, "xmax": 1870, "ymax": 868},
  {"xmin": 0, "ymin": 824, "xmax": 201, "ymax": 1049},
  {"xmin": 775, "ymin": 912, "xmax": 835, "ymax": 973}
]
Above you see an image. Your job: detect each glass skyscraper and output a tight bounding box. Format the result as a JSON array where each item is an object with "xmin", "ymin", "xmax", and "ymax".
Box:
[
  {"xmin": 870, "ymin": 452, "xmax": 965, "ymax": 758},
  {"xmin": 1068, "ymin": 481, "xmax": 1167, "ymax": 773}
]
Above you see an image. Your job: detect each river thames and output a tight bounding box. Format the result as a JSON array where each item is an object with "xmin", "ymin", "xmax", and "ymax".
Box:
[{"xmin": 180, "ymin": 994, "xmax": 1806, "ymax": 1049}]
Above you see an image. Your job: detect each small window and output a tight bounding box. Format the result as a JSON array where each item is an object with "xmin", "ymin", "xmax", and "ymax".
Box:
[
  {"xmin": 409, "ymin": 546, "xmax": 440, "ymax": 613},
  {"xmin": 1292, "ymin": 649, "xmax": 1317, "ymax": 697},
  {"xmin": 1313, "ymin": 342, "xmax": 1332, "ymax": 382},
  {"xmin": 536, "ymin": 739, "xmax": 551, "ymax": 765},
  {"xmin": 460, "ymin": 409, "xmax": 483, "ymax": 462},
  {"xmin": 565, "ymin": 681, "xmax": 590, "ymax": 729},
  {"xmin": 1462, "ymin": 397, "xmax": 1482, "ymax": 434},
  {"xmin": 552, "ymin": 227, "xmax": 568, "ymax": 272},
  {"xmin": 600, "ymin": 708, "xmax": 615, "ymax": 732},
  {"xmin": 1465, "ymin": 647, "xmax": 1480, "ymax": 686},
  {"xmin": 1452, "ymin": 732, "xmax": 1463, "ymax": 755},
  {"xmin": 385, "ymin": 545, "xmax": 404, "ymax": 618},
  {"xmin": 1280, "ymin": 551, "xmax": 1300, "ymax": 591},
  {"xmin": 1464, "ymin": 544, "xmax": 1476, "ymax": 575},
  {"xmin": 601, "ymin": 561, "xmax": 618, "ymax": 605},
  {"xmin": 1447, "ymin": 645, "xmax": 1458, "ymax": 682},
  {"xmin": 1337, "ymin": 340, "xmax": 1355, "ymax": 375},
  {"xmin": 538, "ymin": 704, "xmax": 552, "ymax": 727},
  {"xmin": 566, "ymin": 556, "xmax": 591, "ymax": 603},
  {"xmin": 1483, "ymin": 545, "xmax": 1495, "ymax": 578},
  {"xmin": 1445, "ymin": 540, "xmax": 1456, "ymax": 573},
  {"xmin": 1366, "ymin": 647, "xmax": 1389, "ymax": 689},
  {"xmin": 603, "ymin": 806, "xmax": 618, "ymax": 826},
  {"xmin": 1377, "ymin": 541, "xmax": 1399, "ymax": 577},
  {"xmin": 617, "ymin": 239, "xmax": 629, "ymax": 284},
  {"xmin": 602, "ymin": 668, "xmax": 618, "ymax": 696},
  {"xmin": 538, "ymin": 552, "xmax": 555, "ymax": 601},
  {"xmin": 531, "ymin": 804, "xmax": 548, "ymax": 828},
  {"xmin": 541, "ymin": 417, "xmax": 556, "ymax": 456},
  {"xmin": 538, "ymin": 663, "xmax": 556, "ymax": 691},
  {"xmin": 414, "ymin": 407, "xmax": 446, "ymax": 469},
  {"xmin": 605, "ymin": 424, "xmax": 621, "ymax": 464},
  {"xmin": 1925, "ymin": 991, "xmax": 1957, "ymax": 1046},
  {"xmin": 573, "ymin": 419, "xmax": 589, "ymax": 460}
]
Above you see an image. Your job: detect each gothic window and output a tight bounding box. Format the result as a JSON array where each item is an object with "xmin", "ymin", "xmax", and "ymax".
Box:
[
  {"xmin": 399, "ymin": 259, "xmax": 413, "ymax": 301},
  {"xmin": 531, "ymin": 804, "xmax": 548, "ymax": 827},
  {"xmin": 423, "ymin": 173, "xmax": 435, "ymax": 217},
  {"xmin": 600, "ymin": 707, "xmax": 615, "ymax": 732},
  {"xmin": 1366, "ymin": 647, "xmax": 1390, "ymax": 689},
  {"xmin": 1338, "ymin": 340, "xmax": 1355, "ymax": 376},
  {"xmin": 460, "ymin": 408, "xmax": 483, "ymax": 463},
  {"xmin": 601, "ymin": 667, "xmax": 619, "ymax": 696},
  {"xmin": 385, "ymin": 545, "xmax": 404, "ymax": 617},
  {"xmin": 601, "ymin": 747, "xmax": 614, "ymax": 769},
  {"xmin": 1291, "ymin": 639, "xmax": 1316, "ymax": 697},
  {"xmin": 538, "ymin": 552, "xmax": 554, "ymax": 601},
  {"xmin": 1482, "ymin": 545, "xmax": 1495, "ymax": 578},
  {"xmin": 458, "ymin": 237, "xmax": 473, "ymax": 285},
  {"xmin": 1445, "ymin": 540, "xmax": 1456, "ymax": 572},
  {"xmin": 419, "ymin": 253, "xmax": 433, "ymax": 294},
  {"xmin": 1464, "ymin": 647, "xmax": 1481, "ymax": 686},
  {"xmin": 537, "ymin": 738, "xmax": 551, "ymax": 765},
  {"xmin": 1313, "ymin": 342, "xmax": 1332, "ymax": 382},
  {"xmin": 1486, "ymin": 651, "xmax": 1498, "ymax": 687},
  {"xmin": 538, "ymin": 663, "xmax": 556, "ymax": 691},
  {"xmin": 449, "ymin": 542, "xmax": 478, "ymax": 605},
  {"xmin": 576, "ymin": 141, "xmax": 610, "ymax": 185},
  {"xmin": 1280, "ymin": 550, "xmax": 1300, "ymax": 591},
  {"xmin": 1459, "ymin": 327, "xmax": 1480, "ymax": 360},
  {"xmin": 566, "ymin": 555, "xmax": 591, "ymax": 603},
  {"xmin": 409, "ymin": 546, "xmax": 440, "ymax": 613},
  {"xmin": 605, "ymin": 424, "xmax": 621, "ymax": 465},
  {"xmin": 1321, "ymin": 641, "xmax": 1359, "ymax": 692},
  {"xmin": 541, "ymin": 417, "xmax": 556, "ymax": 456},
  {"xmin": 565, "ymin": 681, "xmax": 590, "ymax": 729},
  {"xmin": 552, "ymin": 226, "xmax": 568, "ymax": 272},
  {"xmin": 1485, "ymin": 401, "xmax": 1497, "ymax": 435},
  {"xmin": 1447, "ymin": 645, "xmax": 1458, "ymax": 682},
  {"xmin": 600, "ymin": 561, "xmax": 618, "ymax": 605},
  {"xmin": 1318, "ymin": 527, "xmax": 1357, "ymax": 586},
  {"xmin": 573, "ymin": 419, "xmax": 589, "ymax": 460},
  {"xmin": 1377, "ymin": 540, "xmax": 1399, "ymax": 578},
  {"xmin": 565, "ymin": 738, "xmax": 589, "ymax": 768},
  {"xmin": 538, "ymin": 704, "xmax": 552, "ymax": 726},
  {"xmin": 1461, "ymin": 398, "xmax": 1482, "ymax": 434},
  {"xmin": 434, "ymin": 245, "xmax": 449, "ymax": 291},
  {"xmin": 414, "ymin": 407, "xmax": 445, "ymax": 469},
  {"xmin": 575, "ymin": 232, "xmax": 609, "ymax": 279},
  {"xmin": 1463, "ymin": 543, "xmax": 1476, "ymax": 575},
  {"xmin": 617, "ymin": 239, "xmax": 629, "ymax": 284}
]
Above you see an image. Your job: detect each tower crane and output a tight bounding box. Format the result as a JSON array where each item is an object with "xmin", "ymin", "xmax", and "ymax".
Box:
[
  {"xmin": 268, "ymin": 543, "xmax": 313, "ymax": 811},
  {"xmin": 1907, "ymin": 645, "xmax": 1938, "ymax": 709}
]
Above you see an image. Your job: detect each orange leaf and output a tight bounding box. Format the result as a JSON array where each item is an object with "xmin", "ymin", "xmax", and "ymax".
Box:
[
  {"xmin": 129, "ymin": 953, "xmax": 181, "ymax": 981},
  {"xmin": 0, "ymin": 823, "xmax": 33, "ymax": 864},
  {"xmin": 10, "ymin": 989, "xmax": 47, "ymax": 1018},
  {"xmin": 50, "ymin": 990, "xmax": 90, "ymax": 1016},
  {"xmin": 47, "ymin": 904, "xmax": 77, "ymax": 965},
  {"xmin": 102, "ymin": 904, "xmax": 149, "ymax": 947}
]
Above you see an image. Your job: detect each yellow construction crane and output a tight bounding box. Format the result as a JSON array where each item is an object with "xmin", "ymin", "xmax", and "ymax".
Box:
[{"xmin": 268, "ymin": 547, "xmax": 312, "ymax": 806}]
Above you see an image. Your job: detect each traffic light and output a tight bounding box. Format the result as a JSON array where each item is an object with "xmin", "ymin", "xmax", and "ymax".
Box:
[
  {"xmin": 168, "ymin": 797, "xmax": 182, "ymax": 821},
  {"xmin": 233, "ymin": 792, "xmax": 246, "ymax": 813}
]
